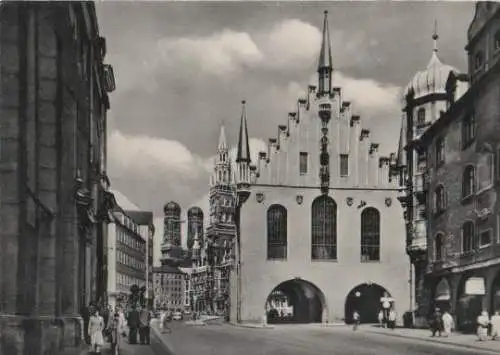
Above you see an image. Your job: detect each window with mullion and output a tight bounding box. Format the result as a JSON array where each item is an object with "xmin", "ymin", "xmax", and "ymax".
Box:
[
  {"xmin": 267, "ymin": 205, "xmax": 287, "ymax": 260},
  {"xmin": 360, "ymin": 208, "xmax": 380, "ymax": 262},
  {"xmin": 311, "ymin": 196, "xmax": 337, "ymax": 260},
  {"xmin": 462, "ymin": 221, "xmax": 475, "ymax": 253}
]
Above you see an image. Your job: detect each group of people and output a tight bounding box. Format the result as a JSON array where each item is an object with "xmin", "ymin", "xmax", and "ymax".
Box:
[
  {"xmin": 428, "ymin": 308, "xmax": 455, "ymax": 337},
  {"xmin": 377, "ymin": 309, "xmax": 398, "ymax": 329},
  {"xmin": 82, "ymin": 302, "xmax": 154, "ymax": 354},
  {"xmin": 429, "ymin": 308, "xmax": 500, "ymax": 341},
  {"xmin": 476, "ymin": 310, "xmax": 500, "ymax": 341}
]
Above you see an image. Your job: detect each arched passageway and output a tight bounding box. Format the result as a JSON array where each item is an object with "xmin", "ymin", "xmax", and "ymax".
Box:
[
  {"xmin": 344, "ymin": 283, "xmax": 392, "ymax": 324},
  {"xmin": 265, "ymin": 279, "xmax": 326, "ymax": 324},
  {"xmin": 432, "ymin": 278, "xmax": 452, "ymax": 313}
]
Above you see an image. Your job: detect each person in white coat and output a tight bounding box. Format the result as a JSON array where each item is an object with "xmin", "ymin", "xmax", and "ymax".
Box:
[
  {"xmin": 88, "ymin": 309, "xmax": 105, "ymax": 354},
  {"xmin": 441, "ymin": 311, "xmax": 454, "ymax": 337},
  {"xmin": 490, "ymin": 311, "xmax": 500, "ymax": 340},
  {"xmin": 477, "ymin": 310, "xmax": 490, "ymax": 341}
]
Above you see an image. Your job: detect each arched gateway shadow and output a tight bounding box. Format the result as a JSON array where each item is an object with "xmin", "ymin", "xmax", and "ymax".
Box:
[
  {"xmin": 345, "ymin": 283, "xmax": 392, "ymax": 324},
  {"xmin": 265, "ymin": 278, "xmax": 326, "ymax": 324}
]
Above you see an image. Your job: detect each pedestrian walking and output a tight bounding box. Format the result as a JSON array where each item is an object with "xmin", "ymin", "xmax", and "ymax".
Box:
[
  {"xmin": 352, "ymin": 310, "xmax": 360, "ymax": 331},
  {"xmin": 491, "ymin": 311, "xmax": 500, "ymax": 340},
  {"xmin": 139, "ymin": 307, "xmax": 151, "ymax": 345},
  {"xmin": 107, "ymin": 307, "xmax": 126, "ymax": 355},
  {"xmin": 88, "ymin": 309, "xmax": 105, "ymax": 354},
  {"xmin": 441, "ymin": 311, "xmax": 454, "ymax": 337},
  {"xmin": 127, "ymin": 306, "xmax": 140, "ymax": 344},
  {"xmin": 429, "ymin": 308, "xmax": 442, "ymax": 337},
  {"xmin": 388, "ymin": 309, "xmax": 397, "ymax": 330},
  {"xmin": 378, "ymin": 310, "xmax": 384, "ymax": 328},
  {"xmin": 477, "ymin": 310, "xmax": 490, "ymax": 341}
]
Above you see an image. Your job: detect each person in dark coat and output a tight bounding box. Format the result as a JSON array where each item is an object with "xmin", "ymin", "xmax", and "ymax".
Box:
[
  {"xmin": 139, "ymin": 308, "xmax": 151, "ymax": 345},
  {"xmin": 127, "ymin": 306, "xmax": 140, "ymax": 344},
  {"xmin": 429, "ymin": 308, "xmax": 443, "ymax": 337}
]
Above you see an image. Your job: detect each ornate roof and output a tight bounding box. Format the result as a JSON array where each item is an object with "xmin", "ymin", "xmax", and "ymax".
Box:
[
  {"xmin": 187, "ymin": 206, "xmax": 204, "ymax": 216},
  {"xmin": 404, "ymin": 25, "xmax": 457, "ymax": 100},
  {"xmin": 163, "ymin": 201, "xmax": 181, "ymax": 214}
]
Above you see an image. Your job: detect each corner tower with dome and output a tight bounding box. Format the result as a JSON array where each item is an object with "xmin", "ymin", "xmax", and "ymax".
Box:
[
  {"xmin": 228, "ymin": 11, "xmax": 410, "ymax": 326},
  {"xmin": 394, "ymin": 23, "xmax": 467, "ymax": 326}
]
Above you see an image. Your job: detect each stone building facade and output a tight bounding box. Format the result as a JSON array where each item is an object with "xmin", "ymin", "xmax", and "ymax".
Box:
[
  {"xmin": 107, "ymin": 209, "xmax": 150, "ymax": 310},
  {"xmin": 413, "ymin": 2, "xmax": 500, "ymax": 332},
  {"xmin": 153, "ymin": 265, "xmax": 186, "ymax": 312},
  {"xmin": 229, "ymin": 11, "xmax": 410, "ymax": 325},
  {"xmin": 395, "ymin": 23, "xmax": 468, "ymax": 326},
  {"xmin": 0, "ymin": 2, "xmax": 116, "ymax": 354}
]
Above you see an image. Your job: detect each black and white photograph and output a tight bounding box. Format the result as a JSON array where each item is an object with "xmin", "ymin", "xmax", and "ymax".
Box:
[{"xmin": 1, "ymin": 1, "xmax": 500, "ymax": 355}]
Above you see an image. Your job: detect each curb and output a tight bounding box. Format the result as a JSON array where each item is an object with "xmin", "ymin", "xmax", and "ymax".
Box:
[
  {"xmin": 150, "ymin": 325, "xmax": 176, "ymax": 355},
  {"xmin": 229, "ymin": 322, "xmax": 274, "ymax": 329},
  {"xmin": 363, "ymin": 329, "xmax": 500, "ymax": 354}
]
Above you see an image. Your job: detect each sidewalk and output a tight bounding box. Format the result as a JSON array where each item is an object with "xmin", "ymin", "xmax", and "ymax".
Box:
[
  {"xmin": 61, "ymin": 336, "xmax": 162, "ymax": 355},
  {"xmin": 360, "ymin": 325, "xmax": 500, "ymax": 353}
]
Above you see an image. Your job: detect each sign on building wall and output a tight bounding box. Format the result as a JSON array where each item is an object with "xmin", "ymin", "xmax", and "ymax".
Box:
[{"xmin": 465, "ymin": 277, "xmax": 485, "ymax": 296}]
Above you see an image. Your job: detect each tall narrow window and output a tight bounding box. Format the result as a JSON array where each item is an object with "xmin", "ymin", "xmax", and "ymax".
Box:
[
  {"xmin": 434, "ymin": 185, "xmax": 446, "ymax": 213},
  {"xmin": 461, "ymin": 114, "xmax": 476, "ymax": 149},
  {"xmin": 495, "ymin": 30, "xmax": 500, "ymax": 51},
  {"xmin": 436, "ymin": 137, "xmax": 445, "ymax": 167},
  {"xmin": 478, "ymin": 152, "xmax": 494, "ymax": 191},
  {"xmin": 299, "ymin": 152, "xmax": 308, "ymax": 175},
  {"xmin": 360, "ymin": 208, "xmax": 380, "ymax": 262},
  {"xmin": 267, "ymin": 205, "xmax": 287, "ymax": 260},
  {"xmin": 435, "ymin": 233, "xmax": 444, "ymax": 261},
  {"xmin": 340, "ymin": 154, "xmax": 349, "ymax": 177},
  {"xmin": 462, "ymin": 221, "xmax": 474, "ymax": 253},
  {"xmin": 462, "ymin": 165, "xmax": 476, "ymax": 198},
  {"xmin": 311, "ymin": 196, "xmax": 337, "ymax": 260},
  {"xmin": 475, "ymin": 51, "xmax": 484, "ymax": 70},
  {"xmin": 417, "ymin": 108, "xmax": 426, "ymax": 125}
]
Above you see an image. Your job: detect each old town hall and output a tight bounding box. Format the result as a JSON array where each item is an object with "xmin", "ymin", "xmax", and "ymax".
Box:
[{"xmin": 223, "ymin": 11, "xmax": 410, "ymax": 325}]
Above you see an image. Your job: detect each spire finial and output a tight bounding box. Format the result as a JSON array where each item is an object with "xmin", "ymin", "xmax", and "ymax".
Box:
[
  {"xmin": 432, "ymin": 19, "xmax": 439, "ymax": 52},
  {"xmin": 236, "ymin": 99, "xmax": 251, "ymax": 163}
]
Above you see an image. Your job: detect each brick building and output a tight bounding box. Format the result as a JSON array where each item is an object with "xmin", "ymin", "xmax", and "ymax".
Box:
[
  {"xmin": 0, "ymin": 2, "xmax": 116, "ymax": 354},
  {"xmin": 412, "ymin": 2, "xmax": 500, "ymax": 332}
]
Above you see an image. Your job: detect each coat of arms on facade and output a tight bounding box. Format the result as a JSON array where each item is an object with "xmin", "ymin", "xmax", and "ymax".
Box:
[
  {"xmin": 385, "ymin": 197, "xmax": 392, "ymax": 207},
  {"xmin": 296, "ymin": 195, "xmax": 303, "ymax": 205},
  {"xmin": 346, "ymin": 197, "xmax": 353, "ymax": 206},
  {"xmin": 256, "ymin": 192, "xmax": 265, "ymax": 203}
]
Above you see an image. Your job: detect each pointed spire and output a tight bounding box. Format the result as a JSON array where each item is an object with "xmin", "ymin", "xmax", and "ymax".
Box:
[
  {"xmin": 318, "ymin": 10, "xmax": 333, "ymax": 71},
  {"xmin": 432, "ymin": 19, "xmax": 439, "ymax": 53},
  {"xmin": 218, "ymin": 123, "xmax": 228, "ymax": 151},
  {"xmin": 236, "ymin": 100, "xmax": 251, "ymax": 163}
]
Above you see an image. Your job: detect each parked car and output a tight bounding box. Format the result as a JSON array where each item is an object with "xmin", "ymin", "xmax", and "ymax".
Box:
[{"xmin": 172, "ymin": 311, "xmax": 183, "ymax": 321}]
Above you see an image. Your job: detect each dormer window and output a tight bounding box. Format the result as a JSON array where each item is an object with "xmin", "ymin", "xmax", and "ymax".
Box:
[{"xmin": 474, "ymin": 51, "xmax": 484, "ymax": 70}]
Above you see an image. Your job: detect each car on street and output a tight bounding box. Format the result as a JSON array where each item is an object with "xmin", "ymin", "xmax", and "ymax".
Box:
[{"xmin": 172, "ymin": 311, "xmax": 183, "ymax": 320}]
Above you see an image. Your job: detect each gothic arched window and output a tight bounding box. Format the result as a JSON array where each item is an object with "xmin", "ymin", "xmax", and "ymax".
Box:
[
  {"xmin": 311, "ymin": 196, "xmax": 337, "ymax": 260},
  {"xmin": 360, "ymin": 207, "xmax": 381, "ymax": 262},
  {"xmin": 267, "ymin": 204, "xmax": 287, "ymax": 260}
]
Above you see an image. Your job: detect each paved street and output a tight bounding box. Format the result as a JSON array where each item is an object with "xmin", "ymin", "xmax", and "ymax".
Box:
[{"xmin": 151, "ymin": 321, "xmax": 500, "ymax": 355}]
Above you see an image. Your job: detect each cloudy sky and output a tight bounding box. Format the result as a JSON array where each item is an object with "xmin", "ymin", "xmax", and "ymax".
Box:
[{"xmin": 96, "ymin": 1, "xmax": 474, "ymax": 240}]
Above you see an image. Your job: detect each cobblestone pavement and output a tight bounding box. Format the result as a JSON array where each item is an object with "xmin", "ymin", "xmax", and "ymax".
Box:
[{"xmin": 151, "ymin": 320, "xmax": 500, "ymax": 355}]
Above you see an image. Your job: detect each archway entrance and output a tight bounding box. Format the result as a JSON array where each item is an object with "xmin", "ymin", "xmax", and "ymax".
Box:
[
  {"xmin": 265, "ymin": 278, "xmax": 325, "ymax": 324},
  {"xmin": 344, "ymin": 283, "xmax": 391, "ymax": 324},
  {"xmin": 432, "ymin": 278, "xmax": 452, "ymax": 313}
]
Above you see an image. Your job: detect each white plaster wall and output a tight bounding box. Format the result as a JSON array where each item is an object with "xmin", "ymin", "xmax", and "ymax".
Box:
[{"xmin": 237, "ymin": 186, "xmax": 410, "ymax": 324}]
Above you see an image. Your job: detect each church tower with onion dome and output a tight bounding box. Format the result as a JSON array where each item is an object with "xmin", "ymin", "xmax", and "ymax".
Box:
[{"xmin": 394, "ymin": 22, "xmax": 466, "ymax": 326}]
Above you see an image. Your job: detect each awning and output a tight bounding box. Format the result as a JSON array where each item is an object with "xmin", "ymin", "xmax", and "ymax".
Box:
[
  {"xmin": 465, "ymin": 277, "xmax": 486, "ymax": 296},
  {"xmin": 435, "ymin": 278, "xmax": 451, "ymax": 301}
]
